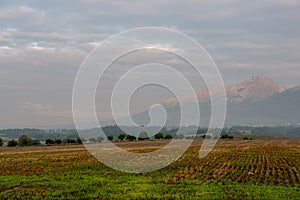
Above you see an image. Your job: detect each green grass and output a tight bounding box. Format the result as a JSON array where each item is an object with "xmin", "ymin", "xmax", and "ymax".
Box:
[
  {"xmin": 1, "ymin": 174, "xmax": 299, "ymax": 199},
  {"xmin": 0, "ymin": 140, "xmax": 299, "ymax": 199}
]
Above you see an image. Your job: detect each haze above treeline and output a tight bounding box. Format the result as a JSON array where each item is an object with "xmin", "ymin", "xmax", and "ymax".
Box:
[{"xmin": 0, "ymin": 125, "xmax": 300, "ymax": 141}]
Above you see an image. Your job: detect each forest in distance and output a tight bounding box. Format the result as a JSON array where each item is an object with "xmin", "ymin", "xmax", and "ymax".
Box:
[{"xmin": 0, "ymin": 125, "xmax": 300, "ymax": 142}]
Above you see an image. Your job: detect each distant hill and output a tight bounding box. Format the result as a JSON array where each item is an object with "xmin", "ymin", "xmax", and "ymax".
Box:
[{"xmin": 0, "ymin": 128, "xmax": 78, "ymax": 140}]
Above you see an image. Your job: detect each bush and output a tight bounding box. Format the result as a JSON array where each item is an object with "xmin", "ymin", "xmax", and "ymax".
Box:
[
  {"xmin": 31, "ymin": 140, "xmax": 41, "ymax": 146},
  {"xmin": 118, "ymin": 134, "xmax": 126, "ymax": 141},
  {"xmin": 164, "ymin": 135, "xmax": 173, "ymax": 140},
  {"xmin": 54, "ymin": 138, "xmax": 62, "ymax": 144},
  {"xmin": 18, "ymin": 135, "xmax": 32, "ymax": 146},
  {"xmin": 221, "ymin": 134, "xmax": 234, "ymax": 140},
  {"xmin": 46, "ymin": 139, "xmax": 55, "ymax": 145},
  {"xmin": 138, "ymin": 132, "xmax": 149, "ymax": 140},
  {"xmin": 228, "ymin": 135, "xmax": 234, "ymax": 139},
  {"xmin": 126, "ymin": 135, "xmax": 136, "ymax": 141},
  {"xmin": 154, "ymin": 133, "xmax": 164, "ymax": 140},
  {"xmin": 0, "ymin": 138, "xmax": 3, "ymax": 146},
  {"xmin": 243, "ymin": 137, "xmax": 253, "ymax": 140},
  {"xmin": 107, "ymin": 135, "xmax": 114, "ymax": 141},
  {"xmin": 76, "ymin": 137, "xmax": 83, "ymax": 144},
  {"xmin": 202, "ymin": 134, "xmax": 212, "ymax": 139},
  {"xmin": 7, "ymin": 140, "xmax": 18, "ymax": 147},
  {"xmin": 65, "ymin": 138, "xmax": 76, "ymax": 144}
]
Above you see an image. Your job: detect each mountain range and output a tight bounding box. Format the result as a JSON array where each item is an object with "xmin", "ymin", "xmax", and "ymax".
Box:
[
  {"xmin": 163, "ymin": 74, "xmax": 287, "ymax": 104},
  {"xmin": 132, "ymin": 75, "xmax": 300, "ymax": 127}
]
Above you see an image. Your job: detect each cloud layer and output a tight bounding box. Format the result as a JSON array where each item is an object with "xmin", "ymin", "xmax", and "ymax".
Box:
[{"xmin": 0, "ymin": 0, "xmax": 299, "ymax": 127}]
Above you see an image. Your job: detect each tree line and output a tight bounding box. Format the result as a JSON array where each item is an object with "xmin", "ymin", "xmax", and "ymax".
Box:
[
  {"xmin": 0, "ymin": 135, "xmax": 83, "ymax": 147},
  {"xmin": 102, "ymin": 132, "xmax": 175, "ymax": 142},
  {"xmin": 1, "ymin": 126, "xmax": 300, "ymax": 141}
]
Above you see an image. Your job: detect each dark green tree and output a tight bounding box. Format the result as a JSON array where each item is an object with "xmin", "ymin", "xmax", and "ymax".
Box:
[
  {"xmin": 221, "ymin": 134, "xmax": 234, "ymax": 139},
  {"xmin": 18, "ymin": 135, "xmax": 32, "ymax": 146},
  {"xmin": 31, "ymin": 140, "xmax": 41, "ymax": 146},
  {"xmin": 126, "ymin": 135, "xmax": 136, "ymax": 141},
  {"xmin": 46, "ymin": 139, "xmax": 55, "ymax": 145},
  {"xmin": 107, "ymin": 135, "xmax": 114, "ymax": 141},
  {"xmin": 154, "ymin": 133, "xmax": 164, "ymax": 140},
  {"xmin": 0, "ymin": 138, "xmax": 3, "ymax": 146},
  {"xmin": 138, "ymin": 132, "xmax": 148, "ymax": 139},
  {"xmin": 164, "ymin": 135, "xmax": 173, "ymax": 140},
  {"xmin": 66, "ymin": 138, "xmax": 76, "ymax": 144},
  {"xmin": 7, "ymin": 140, "xmax": 18, "ymax": 147},
  {"xmin": 54, "ymin": 138, "xmax": 62, "ymax": 144},
  {"xmin": 76, "ymin": 137, "xmax": 83, "ymax": 144},
  {"xmin": 118, "ymin": 134, "xmax": 126, "ymax": 141}
]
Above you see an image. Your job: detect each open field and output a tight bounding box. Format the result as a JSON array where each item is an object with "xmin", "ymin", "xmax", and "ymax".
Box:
[{"xmin": 0, "ymin": 139, "xmax": 299, "ymax": 199}]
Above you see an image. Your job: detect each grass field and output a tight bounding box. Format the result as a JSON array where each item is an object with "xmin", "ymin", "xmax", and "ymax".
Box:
[{"xmin": 0, "ymin": 139, "xmax": 299, "ymax": 199}]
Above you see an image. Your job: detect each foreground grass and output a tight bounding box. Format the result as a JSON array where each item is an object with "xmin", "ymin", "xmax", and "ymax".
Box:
[
  {"xmin": 1, "ymin": 175, "xmax": 299, "ymax": 199},
  {"xmin": 0, "ymin": 139, "xmax": 299, "ymax": 199}
]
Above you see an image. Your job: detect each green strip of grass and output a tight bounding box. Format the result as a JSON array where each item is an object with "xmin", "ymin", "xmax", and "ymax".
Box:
[{"xmin": 1, "ymin": 175, "xmax": 299, "ymax": 199}]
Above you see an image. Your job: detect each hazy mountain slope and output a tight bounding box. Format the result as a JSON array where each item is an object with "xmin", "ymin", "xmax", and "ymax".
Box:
[
  {"xmin": 157, "ymin": 75, "xmax": 300, "ymax": 126},
  {"xmin": 163, "ymin": 75, "xmax": 286, "ymax": 105},
  {"xmin": 64, "ymin": 75, "xmax": 300, "ymax": 128}
]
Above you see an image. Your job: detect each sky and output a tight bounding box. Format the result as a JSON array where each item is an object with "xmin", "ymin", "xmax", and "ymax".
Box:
[{"xmin": 0, "ymin": 0, "xmax": 299, "ymax": 128}]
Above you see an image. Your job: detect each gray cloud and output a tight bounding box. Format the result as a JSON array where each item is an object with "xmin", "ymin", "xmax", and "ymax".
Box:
[{"xmin": 0, "ymin": 0, "xmax": 299, "ymax": 127}]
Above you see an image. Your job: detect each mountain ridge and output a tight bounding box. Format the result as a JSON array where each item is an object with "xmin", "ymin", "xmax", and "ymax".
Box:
[
  {"xmin": 155, "ymin": 75, "xmax": 300, "ymax": 126},
  {"xmin": 163, "ymin": 75, "xmax": 289, "ymax": 105}
]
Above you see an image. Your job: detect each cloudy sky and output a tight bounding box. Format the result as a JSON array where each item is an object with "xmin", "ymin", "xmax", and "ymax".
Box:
[{"xmin": 0, "ymin": 0, "xmax": 299, "ymax": 128}]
